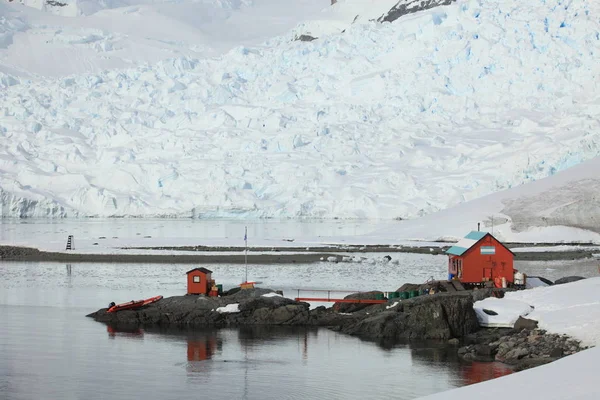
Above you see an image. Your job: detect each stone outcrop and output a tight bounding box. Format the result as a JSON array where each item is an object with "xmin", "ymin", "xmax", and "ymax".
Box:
[
  {"xmin": 379, "ymin": 0, "xmax": 456, "ymax": 24},
  {"xmin": 336, "ymin": 292, "xmax": 479, "ymax": 341},
  {"xmin": 88, "ymin": 288, "xmax": 359, "ymax": 328},
  {"xmin": 458, "ymin": 328, "xmax": 587, "ymax": 370},
  {"xmin": 87, "ymin": 289, "xmax": 480, "ymax": 343},
  {"xmin": 554, "ymin": 276, "xmax": 586, "ymax": 285},
  {"xmin": 333, "ymin": 291, "xmax": 385, "ymax": 313}
]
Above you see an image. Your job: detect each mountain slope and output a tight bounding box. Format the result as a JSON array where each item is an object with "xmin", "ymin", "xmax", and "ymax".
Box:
[
  {"xmin": 371, "ymin": 156, "xmax": 600, "ymax": 243},
  {"xmin": 0, "ymin": 0, "xmax": 599, "ymax": 219},
  {"xmin": 0, "ymin": 0, "xmax": 330, "ymax": 77}
]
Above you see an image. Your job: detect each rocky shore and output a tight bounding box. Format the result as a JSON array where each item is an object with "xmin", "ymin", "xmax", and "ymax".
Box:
[
  {"xmin": 2, "ymin": 243, "xmax": 598, "ymax": 264},
  {"xmin": 458, "ymin": 325, "xmax": 587, "ymax": 371},
  {"xmin": 86, "ymin": 286, "xmax": 587, "ymax": 371}
]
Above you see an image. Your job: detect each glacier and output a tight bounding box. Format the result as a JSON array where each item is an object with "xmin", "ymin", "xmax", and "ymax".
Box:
[{"xmin": 0, "ymin": 0, "xmax": 599, "ymax": 219}]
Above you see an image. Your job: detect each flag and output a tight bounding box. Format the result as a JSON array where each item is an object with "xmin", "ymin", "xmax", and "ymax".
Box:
[{"xmin": 244, "ymin": 226, "xmax": 247, "ymax": 242}]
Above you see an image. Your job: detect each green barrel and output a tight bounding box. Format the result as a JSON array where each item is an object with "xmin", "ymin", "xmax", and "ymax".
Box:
[
  {"xmin": 388, "ymin": 292, "xmax": 399, "ymax": 299},
  {"xmin": 409, "ymin": 290, "xmax": 420, "ymax": 298},
  {"xmin": 216, "ymin": 284, "xmax": 223, "ymax": 294},
  {"xmin": 400, "ymin": 292, "xmax": 410, "ymax": 300},
  {"xmin": 375, "ymin": 293, "xmax": 385, "ymax": 300}
]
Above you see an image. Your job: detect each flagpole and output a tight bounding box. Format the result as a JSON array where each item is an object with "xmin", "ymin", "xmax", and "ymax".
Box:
[{"xmin": 244, "ymin": 226, "xmax": 248, "ymax": 283}]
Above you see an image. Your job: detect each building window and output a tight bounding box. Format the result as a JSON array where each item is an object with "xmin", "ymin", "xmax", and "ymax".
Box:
[{"xmin": 193, "ymin": 276, "xmax": 200, "ymax": 283}]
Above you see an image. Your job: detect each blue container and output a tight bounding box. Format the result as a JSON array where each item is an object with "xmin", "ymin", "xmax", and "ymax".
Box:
[{"xmin": 448, "ymin": 273, "xmax": 455, "ymax": 280}]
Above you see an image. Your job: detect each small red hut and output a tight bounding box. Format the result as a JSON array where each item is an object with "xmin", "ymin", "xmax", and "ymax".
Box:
[
  {"xmin": 186, "ymin": 267, "xmax": 213, "ymax": 295},
  {"xmin": 446, "ymin": 231, "xmax": 514, "ymax": 286}
]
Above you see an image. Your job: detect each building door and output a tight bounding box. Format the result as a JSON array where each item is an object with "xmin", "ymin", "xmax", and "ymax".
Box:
[{"xmin": 483, "ymin": 267, "xmax": 493, "ymax": 281}]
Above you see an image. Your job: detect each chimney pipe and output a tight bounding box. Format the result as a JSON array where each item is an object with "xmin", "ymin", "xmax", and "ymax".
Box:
[{"xmin": 477, "ymin": 222, "xmax": 480, "ymax": 231}]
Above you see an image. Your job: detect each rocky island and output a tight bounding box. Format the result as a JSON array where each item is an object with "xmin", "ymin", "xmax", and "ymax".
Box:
[{"xmin": 87, "ymin": 286, "xmax": 587, "ymax": 371}]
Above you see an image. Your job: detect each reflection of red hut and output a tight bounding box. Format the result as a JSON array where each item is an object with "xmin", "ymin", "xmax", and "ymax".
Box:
[
  {"xmin": 461, "ymin": 361, "xmax": 513, "ymax": 385},
  {"xmin": 186, "ymin": 267, "xmax": 213, "ymax": 295},
  {"xmin": 187, "ymin": 337, "xmax": 217, "ymax": 361}
]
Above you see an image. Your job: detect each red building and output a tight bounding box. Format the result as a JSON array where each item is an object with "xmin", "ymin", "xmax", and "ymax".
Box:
[
  {"xmin": 186, "ymin": 267, "xmax": 213, "ymax": 295},
  {"xmin": 446, "ymin": 231, "xmax": 514, "ymax": 286}
]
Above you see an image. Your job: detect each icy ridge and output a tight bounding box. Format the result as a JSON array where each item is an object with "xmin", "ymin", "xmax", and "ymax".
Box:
[
  {"xmin": 7, "ymin": 0, "xmax": 253, "ymax": 17},
  {"xmin": 1, "ymin": 0, "xmax": 600, "ymax": 219}
]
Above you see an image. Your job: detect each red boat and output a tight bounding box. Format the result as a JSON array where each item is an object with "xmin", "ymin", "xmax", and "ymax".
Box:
[
  {"xmin": 141, "ymin": 295, "xmax": 163, "ymax": 307},
  {"xmin": 107, "ymin": 295, "xmax": 163, "ymax": 313}
]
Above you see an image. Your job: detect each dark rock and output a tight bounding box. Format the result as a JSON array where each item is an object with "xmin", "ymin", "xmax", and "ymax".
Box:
[
  {"xmin": 535, "ymin": 276, "xmax": 555, "ymax": 286},
  {"xmin": 396, "ymin": 283, "xmax": 420, "ymax": 293},
  {"xmin": 379, "ymin": 0, "xmax": 455, "ymax": 24},
  {"xmin": 474, "ymin": 344, "xmax": 494, "ymax": 357},
  {"xmin": 502, "ymin": 347, "xmax": 530, "ymax": 364},
  {"xmin": 383, "ymin": 255, "xmax": 392, "ymax": 261},
  {"xmin": 471, "ymin": 288, "xmax": 495, "ymax": 302},
  {"xmin": 339, "ymin": 292, "xmax": 479, "ymax": 341},
  {"xmin": 333, "ymin": 291, "xmax": 384, "ymax": 313},
  {"xmin": 554, "ymin": 276, "xmax": 586, "ymax": 285},
  {"xmin": 550, "ymin": 347, "xmax": 564, "ymax": 358},
  {"xmin": 463, "ymin": 327, "xmax": 513, "ymax": 346},
  {"xmin": 513, "ymin": 357, "xmax": 556, "ymax": 371},
  {"xmin": 295, "ymin": 34, "xmax": 317, "ymax": 42},
  {"xmin": 514, "ymin": 316, "xmax": 539, "ymax": 330},
  {"xmin": 222, "ymin": 286, "xmax": 241, "ymax": 296}
]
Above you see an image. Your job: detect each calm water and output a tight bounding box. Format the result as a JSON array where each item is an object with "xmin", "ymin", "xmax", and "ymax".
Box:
[
  {"xmin": 0, "ymin": 218, "xmax": 396, "ymax": 245},
  {"xmin": 0, "ymin": 261, "xmax": 514, "ymax": 400}
]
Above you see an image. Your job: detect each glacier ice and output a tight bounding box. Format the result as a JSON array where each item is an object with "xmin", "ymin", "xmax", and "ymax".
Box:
[{"xmin": 0, "ymin": 0, "xmax": 599, "ymax": 219}]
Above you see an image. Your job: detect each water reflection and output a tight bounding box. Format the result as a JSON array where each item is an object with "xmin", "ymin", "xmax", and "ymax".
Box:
[
  {"xmin": 106, "ymin": 324, "xmax": 144, "ymax": 339},
  {"xmin": 106, "ymin": 323, "xmax": 513, "ymax": 390},
  {"xmin": 459, "ymin": 361, "xmax": 513, "ymax": 385},
  {"xmin": 187, "ymin": 333, "xmax": 219, "ymax": 362}
]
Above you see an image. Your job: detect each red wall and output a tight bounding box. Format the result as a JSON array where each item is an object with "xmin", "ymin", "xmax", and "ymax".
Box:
[
  {"xmin": 187, "ymin": 271, "xmax": 211, "ymax": 295},
  {"xmin": 454, "ymin": 235, "xmax": 514, "ymax": 284}
]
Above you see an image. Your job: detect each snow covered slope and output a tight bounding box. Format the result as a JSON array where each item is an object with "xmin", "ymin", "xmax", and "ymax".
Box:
[
  {"xmin": 373, "ymin": 156, "xmax": 600, "ymax": 243},
  {"xmin": 0, "ymin": 0, "xmax": 330, "ymax": 76},
  {"xmin": 0, "ymin": 0, "xmax": 599, "ymax": 221}
]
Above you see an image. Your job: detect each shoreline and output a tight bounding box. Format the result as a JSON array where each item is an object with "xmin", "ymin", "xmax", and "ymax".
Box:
[
  {"xmin": 86, "ymin": 287, "xmax": 588, "ymax": 373},
  {"xmin": 1, "ymin": 244, "xmax": 599, "ymax": 263}
]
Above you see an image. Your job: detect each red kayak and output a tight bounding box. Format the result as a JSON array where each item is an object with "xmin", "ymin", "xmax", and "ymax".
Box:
[{"xmin": 107, "ymin": 295, "xmax": 163, "ymax": 313}]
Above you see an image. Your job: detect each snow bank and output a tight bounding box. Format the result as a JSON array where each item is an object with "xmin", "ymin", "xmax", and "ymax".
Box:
[
  {"xmin": 472, "ymin": 278, "xmax": 600, "ymax": 346},
  {"xmin": 473, "ymin": 298, "xmax": 533, "ymax": 328},
  {"xmin": 506, "ymin": 277, "xmax": 600, "ymax": 347},
  {"xmin": 262, "ymin": 292, "xmax": 283, "ymax": 298},
  {"xmin": 215, "ymin": 303, "xmax": 240, "ymax": 313},
  {"xmin": 418, "ymin": 346, "xmax": 600, "ymax": 400},
  {"xmin": 373, "ymin": 157, "xmax": 600, "ymax": 243}
]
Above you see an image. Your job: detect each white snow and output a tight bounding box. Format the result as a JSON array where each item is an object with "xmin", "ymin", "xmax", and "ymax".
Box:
[
  {"xmin": 261, "ymin": 292, "xmax": 283, "ymax": 298},
  {"xmin": 0, "ymin": 0, "xmax": 599, "ymax": 235},
  {"xmin": 473, "ymin": 297, "xmax": 533, "ymax": 328},
  {"xmin": 472, "ymin": 278, "xmax": 600, "ymax": 347},
  {"xmin": 373, "ymin": 156, "xmax": 600, "ymax": 243},
  {"xmin": 215, "ymin": 303, "xmax": 240, "ymax": 313},
  {"xmin": 418, "ymin": 346, "xmax": 600, "ymax": 400},
  {"xmin": 1, "ymin": 0, "xmax": 330, "ymax": 76},
  {"xmin": 505, "ymin": 278, "xmax": 600, "ymax": 347}
]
